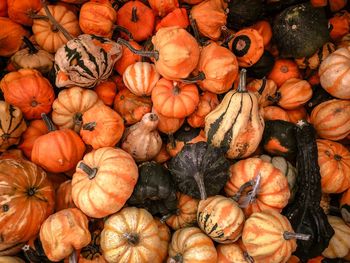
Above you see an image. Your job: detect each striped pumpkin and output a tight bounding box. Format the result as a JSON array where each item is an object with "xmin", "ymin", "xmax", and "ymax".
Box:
[
  {"xmin": 123, "ymin": 62, "xmax": 160, "ymax": 96},
  {"xmin": 205, "ymin": 69, "xmax": 264, "ymax": 159},
  {"xmin": 0, "ymin": 101, "xmax": 27, "ymax": 152},
  {"xmin": 197, "ymin": 195, "xmax": 245, "ymax": 243},
  {"xmin": 225, "ymin": 158, "xmax": 290, "ymax": 216},
  {"xmin": 295, "ymin": 42, "xmax": 335, "ymax": 70},
  {"xmin": 54, "ymin": 34, "xmax": 122, "ymax": 88},
  {"xmin": 242, "ymin": 210, "xmax": 297, "ymax": 263}
]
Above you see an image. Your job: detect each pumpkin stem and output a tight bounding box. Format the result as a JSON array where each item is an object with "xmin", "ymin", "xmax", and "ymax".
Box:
[
  {"xmin": 334, "ymin": 154, "xmax": 342, "ymax": 161},
  {"xmin": 189, "ymin": 14, "xmax": 208, "ymax": 46},
  {"xmin": 22, "ymin": 244, "xmax": 41, "ymax": 263},
  {"xmin": 73, "ymin": 112, "xmax": 83, "ymax": 133},
  {"xmin": 123, "ymin": 233, "xmax": 140, "ymax": 245},
  {"xmin": 68, "ymin": 250, "xmax": 78, "ymax": 263},
  {"xmin": 169, "ymin": 253, "xmax": 183, "ymax": 263},
  {"xmin": 243, "ymin": 252, "xmax": 255, "ymax": 263},
  {"xmin": 160, "ymin": 213, "xmax": 173, "ymax": 223},
  {"xmin": 181, "ymin": 72, "xmax": 206, "ymax": 83},
  {"xmin": 22, "ymin": 36, "xmax": 38, "ymax": 54},
  {"xmin": 41, "ymin": 113, "xmax": 56, "ymax": 132},
  {"xmin": 283, "ymin": 231, "xmax": 311, "ymax": 241},
  {"xmin": 113, "ymin": 25, "xmax": 134, "ymax": 40},
  {"xmin": 41, "ymin": 0, "xmax": 73, "ymax": 41},
  {"xmin": 267, "ymin": 91, "xmax": 281, "ymax": 103},
  {"xmin": 237, "ymin": 69, "xmax": 247, "ymax": 93},
  {"xmin": 258, "ymin": 77, "xmax": 267, "ymax": 95},
  {"xmin": 193, "ymin": 172, "xmax": 207, "ymax": 200},
  {"xmin": 83, "ymin": 122, "xmax": 97, "ymax": 131},
  {"xmin": 78, "ymin": 162, "xmax": 98, "ymax": 180},
  {"xmin": 131, "ymin": 7, "xmax": 138, "ymax": 22},
  {"xmin": 168, "ymin": 133, "xmax": 176, "ymax": 149},
  {"xmin": 232, "ymin": 173, "xmax": 261, "ymax": 208},
  {"xmin": 117, "ymin": 38, "xmax": 159, "ymax": 60}
]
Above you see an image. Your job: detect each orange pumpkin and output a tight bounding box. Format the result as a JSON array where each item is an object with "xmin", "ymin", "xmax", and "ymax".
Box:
[
  {"xmin": 310, "ymin": 0, "xmax": 347, "ymax": 12},
  {"xmin": 317, "ymin": 139, "xmax": 350, "ymax": 193},
  {"xmin": 114, "ymin": 40, "xmax": 142, "ymax": 75},
  {"xmin": 251, "ymin": 20, "xmax": 273, "ymax": 47},
  {"xmin": 310, "ymin": 99, "xmax": 350, "ymax": 141},
  {"xmin": 117, "ymin": 0, "xmax": 155, "ymax": 42},
  {"xmin": 268, "ymin": 59, "xmax": 300, "ymax": 87},
  {"xmin": 80, "ymin": 104, "xmax": 124, "ymax": 149},
  {"xmin": 32, "ymin": 4, "xmax": 81, "ymax": 53},
  {"xmin": 79, "ymin": 0, "xmax": 117, "ymax": 38},
  {"xmin": 187, "ymin": 91, "xmax": 219, "ymax": 128},
  {"xmin": 18, "ymin": 120, "xmax": 50, "ymax": 159},
  {"xmin": 72, "ymin": 147, "xmax": 138, "ymax": 218},
  {"xmin": 7, "ymin": 0, "xmax": 42, "ymax": 26},
  {"xmin": 152, "ymin": 78, "xmax": 199, "ymax": 118},
  {"xmin": 247, "ymin": 78, "xmax": 278, "ymax": 108},
  {"xmin": 94, "ymin": 80, "xmax": 118, "ymax": 106},
  {"xmin": 217, "ymin": 243, "xmax": 251, "ymax": 263},
  {"xmin": 154, "ymin": 219, "xmax": 171, "ymax": 263},
  {"xmin": 0, "ymin": 158, "xmax": 54, "ymax": 255},
  {"xmin": 31, "ymin": 114, "xmax": 86, "ymax": 173},
  {"xmin": 153, "ymin": 108, "xmax": 184, "ymax": 135},
  {"xmin": 55, "ymin": 180, "xmax": 76, "ymax": 211},
  {"xmin": 0, "ymin": 0, "xmax": 7, "ymax": 17},
  {"xmin": 329, "ymin": 11, "xmax": 350, "ymax": 41},
  {"xmin": 152, "ymin": 144, "xmax": 171, "ymax": 163},
  {"xmin": 0, "ymin": 17, "xmax": 29, "ymax": 57},
  {"xmin": 225, "ymin": 158, "xmax": 290, "ymax": 216},
  {"xmin": 155, "ymin": 8, "xmax": 189, "ymax": 31},
  {"xmin": 0, "ymin": 69, "xmax": 55, "ymax": 120},
  {"xmin": 229, "ymin": 28, "xmax": 264, "ymax": 67},
  {"xmin": 261, "ymin": 106, "xmax": 290, "ymax": 122},
  {"xmin": 285, "ymin": 107, "xmax": 309, "ymax": 124},
  {"xmin": 113, "ymin": 87, "xmax": 152, "ymax": 125},
  {"xmin": 148, "ymin": 0, "xmax": 179, "ymax": 16},
  {"xmin": 40, "ymin": 208, "xmax": 91, "ymax": 262}
]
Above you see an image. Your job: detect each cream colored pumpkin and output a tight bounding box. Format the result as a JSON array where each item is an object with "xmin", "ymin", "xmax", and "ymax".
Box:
[{"xmin": 217, "ymin": 243, "xmax": 251, "ymax": 263}]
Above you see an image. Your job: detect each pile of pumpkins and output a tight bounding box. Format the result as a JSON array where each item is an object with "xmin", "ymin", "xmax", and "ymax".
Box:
[{"xmin": 0, "ymin": 0, "xmax": 350, "ymax": 262}]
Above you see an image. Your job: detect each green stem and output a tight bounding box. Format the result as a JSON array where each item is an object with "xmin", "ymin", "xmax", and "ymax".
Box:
[
  {"xmin": 41, "ymin": 113, "xmax": 56, "ymax": 132},
  {"xmin": 181, "ymin": 72, "xmax": 206, "ymax": 83},
  {"xmin": 82, "ymin": 122, "xmax": 97, "ymax": 131},
  {"xmin": 237, "ymin": 69, "xmax": 247, "ymax": 93},
  {"xmin": 114, "ymin": 25, "xmax": 134, "ymax": 40},
  {"xmin": 22, "ymin": 36, "xmax": 38, "ymax": 54},
  {"xmin": 78, "ymin": 162, "xmax": 98, "ymax": 180},
  {"xmin": 117, "ymin": 38, "xmax": 159, "ymax": 60},
  {"xmin": 131, "ymin": 7, "xmax": 138, "ymax": 22},
  {"xmin": 283, "ymin": 232, "xmax": 311, "ymax": 241}
]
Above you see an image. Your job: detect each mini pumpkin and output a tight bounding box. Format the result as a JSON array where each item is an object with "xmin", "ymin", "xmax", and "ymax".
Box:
[
  {"xmin": 329, "ymin": 11, "xmax": 350, "ymax": 41},
  {"xmin": 94, "ymin": 79, "xmax": 118, "ymax": 106},
  {"xmin": 262, "ymin": 106, "xmax": 290, "ymax": 122},
  {"xmin": 216, "ymin": 243, "xmax": 252, "ymax": 263},
  {"xmin": 268, "ymin": 59, "xmax": 300, "ymax": 87},
  {"xmin": 155, "ymin": 8, "xmax": 189, "ymax": 31},
  {"xmin": 7, "ymin": 0, "xmax": 42, "ymax": 26},
  {"xmin": 154, "ymin": 219, "xmax": 171, "ymax": 263},
  {"xmin": 251, "ymin": 20, "xmax": 273, "ymax": 47},
  {"xmin": 246, "ymin": 78, "xmax": 277, "ymax": 108},
  {"xmin": 55, "ymin": 180, "xmax": 75, "ymax": 212},
  {"xmin": 114, "ymin": 40, "xmax": 142, "ymax": 75},
  {"xmin": 153, "ymin": 108, "xmax": 184, "ymax": 135},
  {"xmin": 148, "ymin": 0, "xmax": 179, "ymax": 16}
]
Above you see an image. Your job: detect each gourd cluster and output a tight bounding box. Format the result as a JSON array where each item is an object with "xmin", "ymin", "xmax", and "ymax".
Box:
[{"xmin": 0, "ymin": 0, "xmax": 350, "ymax": 262}]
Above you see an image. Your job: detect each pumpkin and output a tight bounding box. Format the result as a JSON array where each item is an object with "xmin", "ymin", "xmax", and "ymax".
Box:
[
  {"xmin": 285, "ymin": 107, "xmax": 309, "ymax": 124},
  {"xmin": 310, "ymin": 99, "xmax": 350, "ymax": 141},
  {"xmin": 79, "ymin": 0, "xmax": 117, "ymax": 38},
  {"xmin": 187, "ymin": 91, "xmax": 219, "ymax": 128},
  {"xmin": 165, "ymin": 192, "xmax": 199, "ymax": 230},
  {"xmin": 197, "ymin": 195, "xmax": 245, "ymax": 243},
  {"xmin": 319, "ymin": 46, "xmax": 350, "ymax": 99},
  {"xmin": 283, "ymin": 120, "xmax": 334, "ymax": 261},
  {"xmin": 7, "ymin": 0, "xmax": 41, "ymax": 26},
  {"xmin": 154, "ymin": 219, "xmax": 171, "ymax": 263},
  {"xmin": 32, "ymin": 4, "xmax": 81, "ymax": 53},
  {"xmin": 80, "ymin": 104, "xmax": 125, "ymax": 149},
  {"xmin": 0, "ymin": 256, "xmax": 24, "ymax": 263},
  {"xmin": 229, "ymin": 28, "xmax": 264, "ymax": 67},
  {"xmin": 123, "ymin": 62, "xmax": 160, "ymax": 96},
  {"xmin": 79, "ymin": 225, "xmax": 107, "ymax": 263},
  {"xmin": 317, "ymin": 139, "xmax": 350, "ymax": 193},
  {"xmin": 153, "ymin": 144, "xmax": 171, "ymax": 163},
  {"xmin": 94, "ymin": 80, "xmax": 118, "ymax": 106},
  {"xmin": 247, "ymin": 50, "xmax": 275, "ymax": 79},
  {"xmin": 246, "ymin": 78, "xmax": 277, "ymax": 108},
  {"xmin": 190, "ymin": 0, "xmax": 227, "ymax": 40},
  {"xmin": 55, "ymin": 180, "xmax": 75, "ymax": 212},
  {"xmin": 128, "ymin": 161, "xmax": 177, "ymax": 216},
  {"xmin": 322, "ymin": 216, "xmax": 350, "ymax": 258},
  {"xmin": 101, "ymin": 207, "xmax": 161, "ymax": 262},
  {"xmin": 0, "ymin": 69, "xmax": 55, "ymax": 120},
  {"xmin": 40, "ymin": 208, "xmax": 91, "ymax": 262},
  {"xmin": 31, "ymin": 114, "xmax": 86, "ymax": 173},
  {"xmin": 118, "ymin": 26, "xmax": 200, "ymax": 80},
  {"xmin": 155, "ymin": 8, "xmax": 189, "ymax": 31},
  {"xmin": 0, "ymin": 158, "xmax": 54, "ymax": 255},
  {"xmin": 251, "ymin": 20, "xmax": 273, "ymax": 47},
  {"xmin": 169, "ymin": 141, "xmax": 230, "ymax": 200},
  {"xmin": 0, "ymin": 101, "xmax": 27, "ymax": 152},
  {"xmin": 0, "ymin": 0, "xmax": 7, "ymax": 17},
  {"xmin": 194, "ymin": 42, "xmax": 239, "ymax": 94},
  {"xmin": 153, "ymin": 108, "xmax": 184, "ymax": 135},
  {"xmin": 242, "ymin": 210, "xmax": 299, "ymax": 263},
  {"xmin": 329, "ymin": 11, "xmax": 350, "ymax": 41},
  {"xmin": 114, "ymin": 40, "xmax": 142, "ymax": 75},
  {"xmin": 268, "ymin": 59, "xmax": 300, "ymax": 87},
  {"xmin": 273, "ymin": 3, "xmax": 330, "ymax": 58},
  {"xmin": 116, "ymin": 1, "xmax": 155, "ymax": 42},
  {"xmin": 0, "ymin": 17, "xmax": 29, "ymax": 57},
  {"xmin": 148, "ymin": 0, "xmax": 178, "ymax": 16},
  {"xmin": 226, "ymin": 0, "xmax": 263, "ymax": 30},
  {"xmin": 18, "ymin": 120, "xmax": 49, "ymax": 159},
  {"xmin": 205, "ymin": 69, "xmax": 264, "ymax": 159},
  {"xmin": 216, "ymin": 243, "xmax": 252, "ymax": 263},
  {"xmin": 52, "ymin": 87, "xmax": 103, "ymax": 132},
  {"xmin": 10, "ymin": 36, "xmax": 54, "ymax": 74},
  {"xmin": 295, "ymin": 42, "xmax": 336, "ymax": 70},
  {"xmin": 113, "ymin": 87, "xmax": 152, "ymax": 125},
  {"xmin": 310, "ymin": 0, "xmax": 348, "ymax": 12},
  {"xmin": 262, "ymin": 106, "xmax": 290, "ymax": 122},
  {"xmin": 340, "ymin": 188, "xmax": 350, "ymax": 225},
  {"xmin": 72, "ymin": 147, "xmax": 138, "ymax": 218},
  {"xmin": 152, "ymin": 78, "xmax": 199, "ymax": 118}
]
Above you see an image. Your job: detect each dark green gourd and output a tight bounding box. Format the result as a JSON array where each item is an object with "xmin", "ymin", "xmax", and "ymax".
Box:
[
  {"xmin": 227, "ymin": 0, "xmax": 263, "ymax": 30},
  {"xmin": 283, "ymin": 120, "xmax": 334, "ymax": 261},
  {"xmin": 128, "ymin": 161, "xmax": 177, "ymax": 216},
  {"xmin": 168, "ymin": 141, "xmax": 230, "ymax": 200},
  {"xmin": 273, "ymin": 3, "xmax": 329, "ymax": 58},
  {"xmin": 247, "ymin": 50, "xmax": 275, "ymax": 79}
]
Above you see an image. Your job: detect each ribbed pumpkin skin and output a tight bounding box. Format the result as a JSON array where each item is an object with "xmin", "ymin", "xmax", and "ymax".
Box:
[
  {"xmin": 319, "ymin": 47, "xmax": 350, "ymax": 99},
  {"xmin": 205, "ymin": 88, "xmax": 264, "ymax": 159},
  {"xmin": 197, "ymin": 195, "xmax": 245, "ymax": 243},
  {"xmin": 317, "ymin": 139, "xmax": 350, "ymax": 193},
  {"xmin": 168, "ymin": 227, "xmax": 218, "ymax": 263},
  {"xmin": 216, "ymin": 243, "xmax": 248, "ymax": 263},
  {"xmin": 32, "ymin": 5, "xmax": 81, "ymax": 53},
  {"xmin": 310, "ymin": 99, "xmax": 350, "ymax": 141},
  {"xmin": 52, "ymin": 87, "xmax": 103, "ymax": 130},
  {"xmin": 0, "ymin": 158, "xmax": 54, "ymax": 254},
  {"xmin": 101, "ymin": 207, "xmax": 161, "ymax": 263},
  {"xmin": 242, "ymin": 210, "xmax": 297, "ymax": 263},
  {"xmin": 322, "ymin": 216, "xmax": 350, "ymax": 258},
  {"xmin": 166, "ymin": 192, "xmax": 199, "ymax": 230},
  {"xmin": 55, "ymin": 180, "xmax": 75, "ymax": 212},
  {"xmin": 154, "ymin": 219, "xmax": 171, "ymax": 263},
  {"xmin": 0, "ymin": 256, "xmax": 25, "ymax": 263},
  {"xmin": 148, "ymin": 0, "xmax": 178, "ymax": 17},
  {"xmin": 72, "ymin": 147, "xmax": 138, "ymax": 218},
  {"xmin": 40, "ymin": 208, "xmax": 91, "ymax": 262},
  {"xmin": 225, "ymin": 158, "xmax": 290, "ymax": 216},
  {"xmin": 123, "ymin": 62, "xmax": 160, "ymax": 96},
  {"xmin": 7, "ymin": 0, "xmax": 42, "ymax": 26}
]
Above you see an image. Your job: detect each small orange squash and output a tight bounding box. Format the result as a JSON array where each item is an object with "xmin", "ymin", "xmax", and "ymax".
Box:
[
  {"xmin": 114, "ymin": 40, "xmax": 142, "ymax": 75},
  {"xmin": 7, "ymin": 0, "xmax": 42, "ymax": 26},
  {"xmin": 251, "ymin": 20, "xmax": 273, "ymax": 47},
  {"xmin": 268, "ymin": 59, "xmax": 300, "ymax": 87},
  {"xmin": 246, "ymin": 78, "xmax": 277, "ymax": 108},
  {"xmin": 55, "ymin": 180, "xmax": 75, "ymax": 211},
  {"xmin": 217, "ymin": 243, "xmax": 251, "ymax": 263},
  {"xmin": 94, "ymin": 80, "xmax": 118, "ymax": 106},
  {"xmin": 148, "ymin": 0, "xmax": 179, "ymax": 17},
  {"xmin": 262, "ymin": 106, "xmax": 290, "ymax": 122},
  {"xmin": 155, "ymin": 8, "xmax": 189, "ymax": 31},
  {"xmin": 329, "ymin": 11, "xmax": 350, "ymax": 41}
]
